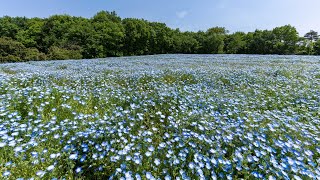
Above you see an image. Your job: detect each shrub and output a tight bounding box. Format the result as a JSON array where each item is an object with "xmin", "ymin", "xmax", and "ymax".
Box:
[
  {"xmin": 48, "ymin": 46, "xmax": 83, "ymax": 60},
  {"xmin": 0, "ymin": 37, "xmax": 25, "ymax": 62},
  {"xmin": 23, "ymin": 48, "xmax": 47, "ymax": 61}
]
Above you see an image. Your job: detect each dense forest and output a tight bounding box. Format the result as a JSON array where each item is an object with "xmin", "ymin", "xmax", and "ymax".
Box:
[{"xmin": 1, "ymin": 11, "xmax": 320, "ymax": 62}]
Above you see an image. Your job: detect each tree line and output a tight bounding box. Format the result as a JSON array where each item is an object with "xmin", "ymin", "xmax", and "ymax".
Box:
[{"xmin": 1, "ymin": 11, "xmax": 320, "ymax": 62}]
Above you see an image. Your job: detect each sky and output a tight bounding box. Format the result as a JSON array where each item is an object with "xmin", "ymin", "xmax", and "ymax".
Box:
[{"xmin": 0, "ymin": 0, "xmax": 319, "ymax": 35}]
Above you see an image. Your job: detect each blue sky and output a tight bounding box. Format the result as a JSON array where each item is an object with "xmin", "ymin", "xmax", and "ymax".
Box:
[{"xmin": 0, "ymin": 0, "xmax": 319, "ymax": 35}]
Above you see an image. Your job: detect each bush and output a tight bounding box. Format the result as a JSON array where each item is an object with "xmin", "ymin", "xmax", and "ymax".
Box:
[
  {"xmin": 0, "ymin": 37, "xmax": 25, "ymax": 62},
  {"xmin": 23, "ymin": 48, "xmax": 47, "ymax": 61},
  {"xmin": 48, "ymin": 46, "xmax": 82, "ymax": 60},
  {"xmin": 0, "ymin": 55, "xmax": 21, "ymax": 62}
]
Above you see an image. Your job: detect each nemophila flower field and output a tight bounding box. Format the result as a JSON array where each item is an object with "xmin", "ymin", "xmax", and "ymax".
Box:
[{"xmin": 0, "ymin": 54, "xmax": 319, "ymax": 179}]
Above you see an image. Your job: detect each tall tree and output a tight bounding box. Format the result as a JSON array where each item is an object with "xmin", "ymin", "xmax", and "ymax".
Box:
[
  {"xmin": 246, "ymin": 30, "xmax": 276, "ymax": 54},
  {"xmin": 303, "ymin": 30, "xmax": 319, "ymax": 55},
  {"xmin": 122, "ymin": 18, "xmax": 151, "ymax": 55},
  {"xmin": 304, "ymin": 30, "xmax": 319, "ymax": 42},
  {"xmin": 313, "ymin": 39, "xmax": 320, "ymax": 55},
  {"xmin": 148, "ymin": 22, "xmax": 173, "ymax": 54},
  {"xmin": 224, "ymin": 32, "xmax": 247, "ymax": 54},
  {"xmin": 202, "ymin": 27, "xmax": 227, "ymax": 54},
  {"xmin": 16, "ymin": 18, "xmax": 44, "ymax": 48},
  {"xmin": 272, "ymin": 25, "xmax": 299, "ymax": 54},
  {"xmin": 39, "ymin": 15, "xmax": 75, "ymax": 52},
  {"xmin": 91, "ymin": 11, "xmax": 125, "ymax": 57},
  {"xmin": 0, "ymin": 12, "xmax": 318, "ymax": 62},
  {"xmin": 171, "ymin": 31, "xmax": 199, "ymax": 54},
  {"xmin": 0, "ymin": 16, "xmax": 26, "ymax": 39}
]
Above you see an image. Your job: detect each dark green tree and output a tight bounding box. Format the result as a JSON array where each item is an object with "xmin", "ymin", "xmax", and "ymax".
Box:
[
  {"xmin": 122, "ymin": 18, "xmax": 151, "ymax": 55},
  {"xmin": 171, "ymin": 31, "xmax": 199, "ymax": 54},
  {"xmin": 272, "ymin": 25, "xmax": 299, "ymax": 54},
  {"xmin": 0, "ymin": 37, "xmax": 24, "ymax": 62},
  {"xmin": 304, "ymin": 30, "xmax": 319, "ymax": 42},
  {"xmin": 16, "ymin": 18, "xmax": 44, "ymax": 48},
  {"xmin": 148, "ymin": 22, "xmax": 173, "ymax": 54},
  {"xmin": 91, "ymin": 11, "xmax": 124, "ymax": 57},
  {"xmin": 303, "ymin": 30, "xmax": 319, "ymax": 55},
  {"xmin": 0, "ymin": 12, "xmax": 317, "ymax": 62},
  {"xmin": 39, "ymin": 15, "xmax": 76, "ymax": 52},
  {"xmin": 0, "ymin": 37, "xmax": 45, "ymax": 62},
  {"xmin": 313, "ymin": 39, "xmax": 320, "ymax": 55},
  {"xmin": 0, "ymin": 16, "xmax": 26, "ymax": 39},
  {"xmin": 224, "ymin": 32, "xmax": 247, "ymax": 54},
  {"xmin": 202, "ymin": 27, "xmax": 227, "ymax": 54},
  {"xmin": 246, "ymin": 30, "xmax": 275, "ymax": 54}
]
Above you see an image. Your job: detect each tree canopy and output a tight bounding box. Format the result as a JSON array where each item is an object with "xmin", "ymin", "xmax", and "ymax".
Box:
[{"xmin": 0, "ymin": 11, "xmax": 319, "ymax": 62}]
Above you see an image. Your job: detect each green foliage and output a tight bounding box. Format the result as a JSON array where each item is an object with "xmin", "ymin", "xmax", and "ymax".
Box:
[
  {"xmin": 122, "ymin": 18, "xmax": 151, "ymax": 55},
  {"xmin": 0, "ymin": 37, "xmax": 25, "ymax": 62},
  {"xmin": 0, "ymin": 67, "xmax": 19, "ymax": 74},
  {"xmin": 171, "ymin": 31, "xmax": 199, "ymax": 54},
  {"xmin": 304, "ymin": 30, "xmax": 319, "ymax": 42},
  {"xmin": 16, "ymin": 18, "xmax": 44, "ymax": 48},
  {"xmin": 92, "ymin": 11, "xmax": 124, "ymax": 57},
  {"xmin": 313, "ymin": 40, "xmax": 320, "ymax": 55},
  {"xmin": 0, "ymin": 11, "xmax": 318, "ymax": 63},
  {"xmin": 203, "ymin": 27, "xmax": 227, "ymax": 54},
  {"xmin": 40, "ymin": 15, "xmax": 77, "ymax": 52},
  {"xmin": 0, "ymin": 37, "xmax": 46, "ymax": 62},
  {"xmin": 0, "ymin": 16, "xmax": 26, "ymax": 39},
  {"xmin": 272, "ymin": 25, "xmax": 299, "ymax": 54},
  {"xmin": 296, "ymin": 38, "xmax": 311, "ymax": 55},
  {"xmin": 224, "ymin": 32, "xmax": 247, "ymax": 54},
  {"xmin": 23, "ymin": 48, "xmax": 46, "ymax": 61},
  {"xmin": 148, "ymin": 22, "xmax": 173, "ymax": 54},
  {"xmin": 48, "ymin": 46, "xmax": 82, "ymax": 60},
  {"xmin": 0, "ymin": 54, "xmax": 21, "ymax": 62},
  {"xmin": 246, "ymin": 30, "xmax": 275, "ymax": 54}
]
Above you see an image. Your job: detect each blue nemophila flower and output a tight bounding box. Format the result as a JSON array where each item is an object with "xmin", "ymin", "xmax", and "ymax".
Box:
[
  {"xmin": 133, "ymin": 156, "xmax": 142, "ymax": 164},
  {"xmin": 50, "ymin": 153, "xmax": 58, "ymax": 159},
  {"xmin": 0, "ymin": 142, "xmax": 6, "ymax": 147},
  {"xmin": 154, "ymin": 158, "xmax": 160, "ymax": 166},
  {"xmin": 69, "ymin": 153, "xmax": 78, "ymax": 160},
  {"xmin": 36, "ymin": 170, "xmax": 46, "ymax": 177},
  {"xmin": 8, "ymin": 141, "xmax": 16, "ymax": 147},
  {"xmin": 0, "ymin": 55, "xmax": 320, "ymax": 179},
  {"xmin": 124, "ymin": 171, "xmax": 133, "ymax": 180},
  {"xmin": 135, "ymin": 174, "xmax": 142, "ymax": 180},
  {"xmin": 148, "ymin": 146, "xmax": 155, "ymax": 152},
  {"xmin": 145, "ymin": 172, "xmax": 153, "ymax": 179},
  {"xmin": 80, "ymin": 155, "xmax": 86, "ymax": 162},
  {"xmin": 188, "ymin": 162, "xmax": 195, "ymax": 169},
  {"xmin": 47, "ymin": 165, "xmax": 55, "ymax": 171},
  {"xmin": 164, "ymin": 175, "xmax": 171, "ymax": 180},
  {"xmin": 53, "ymin": 134, "xmax": 60, "ymax": 139},
  {"xmin": 3, "ymin": 170, "xmax": 10, "ymax": 177},
  {"xmin": 14, "ymin": 146, "xmax": 23, "ymax": 153},
  {"xmin": 293, "ymin": 175, "xmax": 302, "ymax": 180},
  {"xmin": 305, "ymin": 150, "xmax": 314, "ymax": 156},
  {"xmin": 159, "ymin": 142, "xmax": 166, "ymax": 148},
  {"xmin": 145, "ymin": 151, "xmax": 152, "ymax": 157},
  {"xmin": 75, "ymin": 167, "xmax": 82, "ymax": 173},
  {"xmin": 5, "ymin": 161, "xmax": 12, "ymax": 166}
]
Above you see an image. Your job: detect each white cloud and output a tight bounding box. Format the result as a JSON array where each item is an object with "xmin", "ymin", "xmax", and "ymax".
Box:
[{"xmin": 176, "ymin": 11, "xmax": 188, "ymax": 19}]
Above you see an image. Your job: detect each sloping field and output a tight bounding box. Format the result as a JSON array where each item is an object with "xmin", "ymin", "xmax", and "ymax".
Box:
[{"xmin": 0, "ymin": 54, "xmax": 319, "ymax": 179}]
